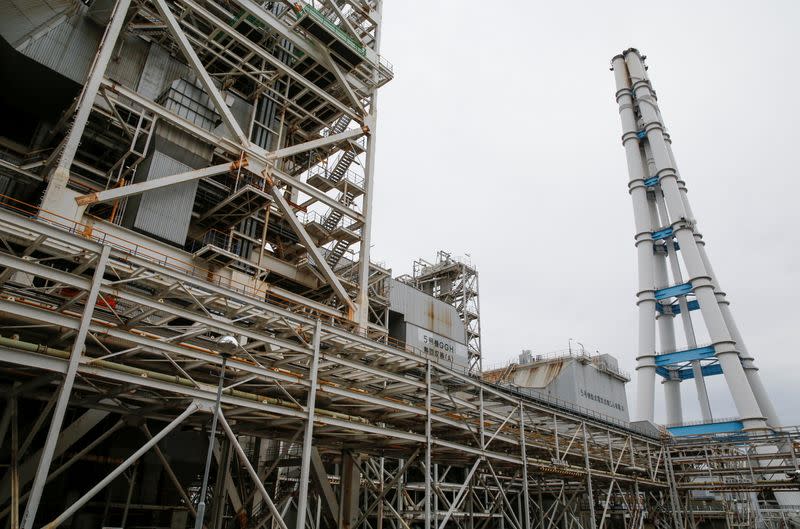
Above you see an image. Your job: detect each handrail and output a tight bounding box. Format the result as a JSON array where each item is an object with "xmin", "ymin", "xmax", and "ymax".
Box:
[
  {"xmin": 0, "ymin": 193, "xmax": 470, "ymax": 374},
  {"xmin": 487, "ymin": 381, "xmax": 659, "ymax": 439},
  {"xmin": 306, "ymin": 164, "xmax": 365, "ymax": 188},
  {"xmin": 665, "ymin": 416, "xmax": 741, "ymax": 428}
]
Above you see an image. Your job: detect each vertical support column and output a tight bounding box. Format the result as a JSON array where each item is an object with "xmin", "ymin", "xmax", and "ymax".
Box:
[
  {"xmin": 582, "ymin": 424, "xmax": 596, "ymax": 529},
  {"xmin": 664, "ymin": 377, "xmax": 683, "ymax": 426},
  {"xmin": 478, "ymin": 387, "xmax": 486, "ymax": 450},
  {"xmin": 612, "ymin": 54, "xmax": 657, "ymax": 422},
  {"xmin": 433, "ymin": 464, "xmax": 439, "ymax": 529},
  {"xmin": 655, "ymin": 246, "xmax": 683, "ymax": 425},
  {"xmin": 22, "ymin": 244, "xmax": 111, "ymax": 529},
  {"xmin": 424, "ymin": 360, "xmax": 432, "ymax": 529},
  {"xmin": 194, "ymin": 351, "xmax": 230, "ymax": 529},
  {"xmin": 518, "ymin": 406, "xmax": 531, "ymax": 529},
  {"xmin": 377, "ymin": 457, "xmax": 384, "ymax": 529},
  {"xmin": 42, "ymin": 403, "xmax": 198, "ymax": 529},
  {"xmin": 659, "ymin": 219, "xmax": 713, "ymax": 419},
  {"xmin": 657, "ymin": 194, "xmax": 712, "ymax": 420},
  {"xmin": 395, "ymin": 457, "xmax": 403, "ymax": 523},
  {"xmin": 40, "ymin": 0, "xmax": 132, "ymax": 219},
  {"xmin": 210, "ymin": 439, "xmax": 231, "ymax": 529},
  {"xmin": 356, "ymin": 0, "xmax": 383, "ymax": 329},
  {"xmin": 339, "ymin": 452, "xmax": 361, "ymax": 529},
  {"xmin": 296, "ymin": 320, "xmax": 322, "ymax": 529},
  {"xmin": 10, "ymin": 393, "xmax": 19, "ymax": 529},
  {"xmin": 697, "ymin": 242, "xmax": 780, "ymax": 426},
  {"xmin": 473, "ymin": 273, "xmax": 483, "ymax": 375},
  {"xmin": 663, "ymin": 177, "xmax": 763, "ymax": 427}
]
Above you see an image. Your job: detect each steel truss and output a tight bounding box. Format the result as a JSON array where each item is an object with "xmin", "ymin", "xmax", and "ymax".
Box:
[
  {"xmin": 664, "ymin": 430, "xmax": 800, "ymax": 529},
  {"xmin": 9, "ymin": 0, "xmax": 393, "ymax": 339},
  {"xmin": 0, "ymin": 208, "xmax": 798, "ymax": 528},
  {"xmin": 3, "ymin": 205, "xmax": 796, "ymax": 529},
  {"xmin": 0, "ymin": 2, "xmax": 798, "ymax": 527},
  {"xmin": 0, "ymin": 207, "xmax": 676, "ymax": 529}
]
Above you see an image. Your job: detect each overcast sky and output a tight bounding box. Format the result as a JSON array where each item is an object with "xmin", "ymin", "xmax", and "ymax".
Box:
[{"xmin": 369, "ymin": 1, "xmax": 800, "ymax": 425}]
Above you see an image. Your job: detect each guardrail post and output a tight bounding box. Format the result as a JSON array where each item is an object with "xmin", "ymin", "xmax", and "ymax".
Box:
[{"xmin": 295, "ymin": 320, "xmax": 321, "ymax": 529}]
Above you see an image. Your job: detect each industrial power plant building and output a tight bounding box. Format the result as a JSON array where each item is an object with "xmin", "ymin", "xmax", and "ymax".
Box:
[
  {"xmin": 483, "ymin": 351, "xmax": 631, "ymax": 424},
  {"xmin": 0, "ymin": 1, "xmax": 798, "ymax": 528}
]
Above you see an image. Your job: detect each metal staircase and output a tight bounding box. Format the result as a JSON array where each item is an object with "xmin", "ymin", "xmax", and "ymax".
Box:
[
  {"xmin": 322, "ymin": 190, "xmax": 354, "ymax": 232},
  {"xmin": 326, "ymin": 237, "xmax": 351, "ymax": 268},
  {"xmin": 319, "ymin": 142, "xmax": 359, "ymax": 269},
  {"xmin": 321, "ymin": 188, "xmax": 358, "ymax": 271},
  {"xmin": 329, "ymin": 148, "xmax": 356, "ymax": 181},
  {"xmin": 330, "ymin": 115, "xmax": 351, "ymax": 135},
  {"xmin": 321, "ymin": 145, "xmax": 358, "ymax": 229}
]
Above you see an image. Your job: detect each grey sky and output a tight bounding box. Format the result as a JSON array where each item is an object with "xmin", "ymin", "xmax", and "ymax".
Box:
[{"xmin": 370, "ymin": 1, "xmax": 800, "ymax": 425}]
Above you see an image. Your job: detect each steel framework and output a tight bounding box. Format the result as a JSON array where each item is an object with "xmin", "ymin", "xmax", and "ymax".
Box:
[
  {"xmin": 0, "ymin": 1, "xmax": 798, "ymax": 526},
  {"xmin": 9, "ymin": 0, "xmax": 393, "ymax": 343},
  {"xmin": 0, "ymin": 203, "xmax": 798, "ymax": 529}
]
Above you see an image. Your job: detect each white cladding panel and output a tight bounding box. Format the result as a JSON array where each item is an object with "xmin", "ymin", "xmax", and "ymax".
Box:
[
  {"xmin": 512, "ymin": 358, "xmax": 629, "ymax": 422},
  {"xmin": 404, "ymin": 323, "xmax": 469, "ymax": 372}
]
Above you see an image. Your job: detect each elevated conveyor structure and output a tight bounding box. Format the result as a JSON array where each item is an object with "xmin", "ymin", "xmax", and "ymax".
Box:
[
  {"xmin": 0, "ymin": 203, "xmax": 670, "ymax": 529},
  {"xmin": 0, "ymin": 199, "xmax": 798, "ymax": 529}
]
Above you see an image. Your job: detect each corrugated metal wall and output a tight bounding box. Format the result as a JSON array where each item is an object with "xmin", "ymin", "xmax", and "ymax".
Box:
[
  {"xmin": 12, "ymin": 6, "xmax": 147, "ymax": 90},
  {"xmin": 0, "ymin": 0, "xmax": 73, "ymax": 48},
  {"xmin": 137, "ymin": 42, "xmax": 190, "ymax": 100},
  {"xmin": 105, "ymin": 35, "xmax": 148, "ymax": 90},
  {"xmin": 22, "ymin": 11, "xmax": 99, "ymax": 84},
  {"xmin": 127, "ymin": 150, "xmax": 198, "ymax": 245},
  {"xmin": 511, "ymin": 360, "xmax": 630, "ymax": 422}
]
